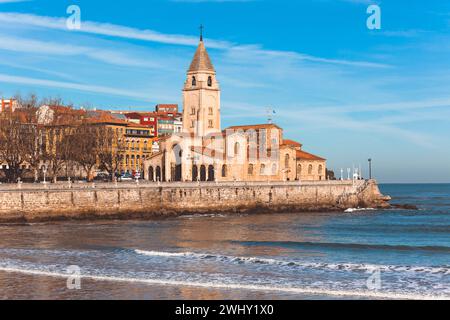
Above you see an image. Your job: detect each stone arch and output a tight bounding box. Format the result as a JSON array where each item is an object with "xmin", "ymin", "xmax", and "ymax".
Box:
[
  {"xmin": 156, "ymin": 166, "xmax": 162, "ymax": 182},
  {"xmin": 208, "ymin": 165, "xmax": 215, "ymax": 181},
  {"xmin": 172, "ymin": 144, "xmax": 183, "ymax": 182},
  {"xmin": 222, "ymin": 165, "xmax": 227, "ymax": 178},
  {"xmin": 200, "ymin": 165, "xmax": 207, "ymax": 182},
  {"xmin": 149, "ymin": 166, "xmax": 154, "ymax": 182},
  {"xmin": 192, "ymin": 165, "xmax": 199, "ymax": 182}
]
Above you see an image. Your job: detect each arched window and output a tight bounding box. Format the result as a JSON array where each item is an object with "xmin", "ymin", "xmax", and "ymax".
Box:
[
  {"xmin": 207, "ymin": 76, "xmax": 213, "ymax": 87},
  {"xmin": 222, "ymin": 165, "xmax": 227, "ymax": 178},
  {"xmin": 285, "ymin": 154, "xmax": 290, "ymax": 169},
  {"xmin": 272, "ymin": 163, "xmax": 277, "ymax": 175},
  {"xmin": 260, "ymin": 164, "xmax": 266, "ymax": 175},
  {"xmin": 318, "ymin": 165, "xmax": 323, "ymax": 175},
  {"xmin": 248, "ymin": 164, "xmax": 254, "ymax": 176},
  {"xmin": 308, "ymin": 164, "xmax": 313, "ymax": 175},
  {"xmin": 192, "ymin": 76, "xmax": 197, "ymax": 86},
  {"xmin": 234, "ymin": 142, "xmax": 240, "ymax": 156},
  {"xmin": 298, "ymin": 164, "xmax": 302, "ymax": 174}
]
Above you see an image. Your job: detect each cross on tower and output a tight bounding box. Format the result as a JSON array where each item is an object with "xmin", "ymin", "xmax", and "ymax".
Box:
[{"xmin": 199, "ymin": 24, "xmax": 204, "ymax": 41}]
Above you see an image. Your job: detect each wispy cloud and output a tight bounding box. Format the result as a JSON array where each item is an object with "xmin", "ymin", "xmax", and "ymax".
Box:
[
  {"xmin": 0, "ymin": 34, "xmax": 164, "ymax": 69},
  {"xmin": 0, "ymin": 73, "xmax": 172, "ymax": 102},
  {"xmin": 0, "ymin": 0, "xmax": 30, "ymax": 3},
  {"xmin": 0, "ymin": 12, "xmax": 389, "ymax": 69}
]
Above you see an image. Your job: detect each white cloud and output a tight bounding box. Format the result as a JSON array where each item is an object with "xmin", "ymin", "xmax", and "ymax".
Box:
[
  {"xmin": 0, "ymin": 34, "xmax": 164, "ymax": 69},
  {"xmin": 0, "ymin": 0, "xmax": 30, "ymax": 3},
  {"xmin": 0, "ymin": 73, "xmax": 173, "ymax": 102},
  {"xmin": 0, "ymin": 12, "xmax": 390, "ymax": 69}
]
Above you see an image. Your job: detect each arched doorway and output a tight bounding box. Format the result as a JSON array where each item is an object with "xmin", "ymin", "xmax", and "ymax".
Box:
[
  {"xmin": 156, "ymin": 166, "xmax": 162, "ymax": 182},
  {"xmin": 172, "ymin": 144, "xmax": 183, "ymax": 182},
  {"xmin": 208, "ymin": 165, "xmax": 215, "ymax": 182},
  {"xmin": 200, "ymin": 165, "xmax": 207, "ymax": 182},
  {"xmin": 192, "ymin": 165, "xmax": 199, "ymax": 182},
  {"xmin": 149, "ymin": 166, "xmax": 154, "ymax": 181}
]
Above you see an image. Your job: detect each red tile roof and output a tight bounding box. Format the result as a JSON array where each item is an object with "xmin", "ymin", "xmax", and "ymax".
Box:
[
  {"xmin": 296, "ymin": 150, "xmax": 326, "ymax": 161},
  {"xmin": 283, "ymin": 139, "xmax": 303, "ymax": 148},
  {"xmin": 226, "ymin": 123, "xmax": 282, "ymax": 131}
]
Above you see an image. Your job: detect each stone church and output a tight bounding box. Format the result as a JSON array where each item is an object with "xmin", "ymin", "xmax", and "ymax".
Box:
[{"xmin": 144, "ymin": 36, "xmax": 326, "ymax": 183}]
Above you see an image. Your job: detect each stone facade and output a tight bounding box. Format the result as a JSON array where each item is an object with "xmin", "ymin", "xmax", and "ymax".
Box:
[{"xmin": 0, "ymin": 180, "xmax": 390, "ymax": 222}]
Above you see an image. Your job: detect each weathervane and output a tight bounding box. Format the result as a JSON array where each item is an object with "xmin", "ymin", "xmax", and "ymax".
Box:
[{"xmin": 200, "ymin": 24, "xmax": 204, "ymax": 41}]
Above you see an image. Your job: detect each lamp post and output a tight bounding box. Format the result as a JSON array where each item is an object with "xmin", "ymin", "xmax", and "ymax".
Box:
[
  {"xmin": 42, "ymin": 165, "xmax": 47, "ymax": 184},
  {"xmin": 368, "ymin": 158, "xmax": 372, "ymax": 180}
]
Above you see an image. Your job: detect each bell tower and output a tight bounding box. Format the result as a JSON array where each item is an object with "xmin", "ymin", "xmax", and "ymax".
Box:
[{"xmin": 182, "ymin": 27, "xmax": 221, "ymax": 137}]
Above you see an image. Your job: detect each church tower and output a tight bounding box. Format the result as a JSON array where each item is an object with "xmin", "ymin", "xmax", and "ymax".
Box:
[{"xmin": 182, "ymin": 29, "xmax": 221, "ymax": 137}]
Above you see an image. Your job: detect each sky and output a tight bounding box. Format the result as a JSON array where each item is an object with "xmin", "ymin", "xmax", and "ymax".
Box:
[{"xmin": 0, "ymin": 0, "xmax": 449, "ymax": 183}]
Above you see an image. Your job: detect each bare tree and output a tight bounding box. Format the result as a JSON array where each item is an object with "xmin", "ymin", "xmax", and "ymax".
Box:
[
  {"xmin": 97, "ymin": 126, "xmax": 125, "ymax": 181},
  {"xmin": 0, "ymin": 112, "xmax": 29, "ymax": 182},
  {"xmin": 70, "ymin": 124, "xmax": 99, "ymax": 182}
]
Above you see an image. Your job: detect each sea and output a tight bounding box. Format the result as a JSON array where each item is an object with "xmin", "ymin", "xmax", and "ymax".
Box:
[{"xmin": 0, "ymin": 184, "xmax": 449, "ymax": 300}]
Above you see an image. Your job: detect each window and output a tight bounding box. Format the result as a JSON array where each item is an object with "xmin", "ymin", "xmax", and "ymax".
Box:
[
  {"xmin": 308, "ymin": 164, "xmax": 313, "ymax": 175},
  {"xmin": 248, "ymin": 164, "xmax": 254, "ymax": 176},
  {"xmin": 208, "ymin": 120, "xmax": 213, "ymax": 128},
  {"xmin": 191, "ymin": 107, "xmax": 196, "ymax": 115},
  {"xmin": 285, "ymin": 154, "xmax": 290, "ymax": 169},
  {"xmin": 272, "ymin": 163, "xmax": 277, "ymax": 174},
  {"xmin": 208, "ymin": 107, "xmax": 213, "ymax": 115},
  {"xmin": 260, "ymin": 164, "xmax": 266, "ymax": 175},
  {"xmin": 191, "ymin": 120, "xmax": 195, "ymax": 128},
  {"xmin": 207, "ymin": 76, "xmax": 212, "ymax": 87},
  {"xmin": 298, "ymin": 164, "xmax": 302, "ymax": 174},
  {"xmin": 192, "ymin": 76, "xmax": 197, "ymax": 86},
  {"xmin": 234, "ymin": 142, "xmax": 240, "ymax": 156},
  {"xmin": 222, "ymin": 165, "xmax": 227, "ymax": 178},
  {"xmin": 318, "ymin": 165, "xmax": 323, "ymax": 175}
]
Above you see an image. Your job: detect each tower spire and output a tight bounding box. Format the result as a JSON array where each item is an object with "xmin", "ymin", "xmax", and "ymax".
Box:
[{"xmin": 199, "ymin": 24, "xmax": 204, "ymax": 42}]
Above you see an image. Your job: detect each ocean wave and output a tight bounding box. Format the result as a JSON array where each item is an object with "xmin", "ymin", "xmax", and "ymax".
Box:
[
  {"xmin": 232, "ymin": 240, "xmax": 450, "ymax": 253},
  {"xmin": 134, "ymin": 250, "xmax": 450, "ymax": 275},
  {"xmin": 0, "ymin": 265, "xmax": 448, "ymax": 300}
]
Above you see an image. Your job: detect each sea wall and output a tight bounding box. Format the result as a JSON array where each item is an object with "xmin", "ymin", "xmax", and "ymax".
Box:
[{"xmin": 0, "ymin": 180, "xmax": 390, "ymax": 222}]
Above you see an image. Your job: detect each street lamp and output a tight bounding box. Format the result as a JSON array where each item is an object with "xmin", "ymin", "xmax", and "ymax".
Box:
[
  {"xmin": 368, "ymin": 158, "xmax": 372, "ymax": 180},
  {"xmin": 42, "ymin": 165, "xmax": 47, "ymax": 184}
]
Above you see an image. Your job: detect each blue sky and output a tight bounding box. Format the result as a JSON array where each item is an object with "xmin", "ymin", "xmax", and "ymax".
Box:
[{"xmin": 0, "ymin": 0, "xmax": 449, "ymax": 183}]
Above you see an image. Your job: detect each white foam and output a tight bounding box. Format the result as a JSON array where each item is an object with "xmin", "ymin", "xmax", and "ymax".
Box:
[
  {"xmin": 134, "ymin": 249, "xmax": 450, "ymax": 275},
  {"xmin": 345, "ymin": 208, "xmax": 376, "ymax": 213},
  {"xmin": 0, "ymin": 266, "xmax": 447, "ymax": 300}
]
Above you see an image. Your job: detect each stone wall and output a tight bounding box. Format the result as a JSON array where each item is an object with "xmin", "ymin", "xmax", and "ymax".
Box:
[{"xmin": 0, "ymin": 180, "xmax": 390, "ymax": 222}]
